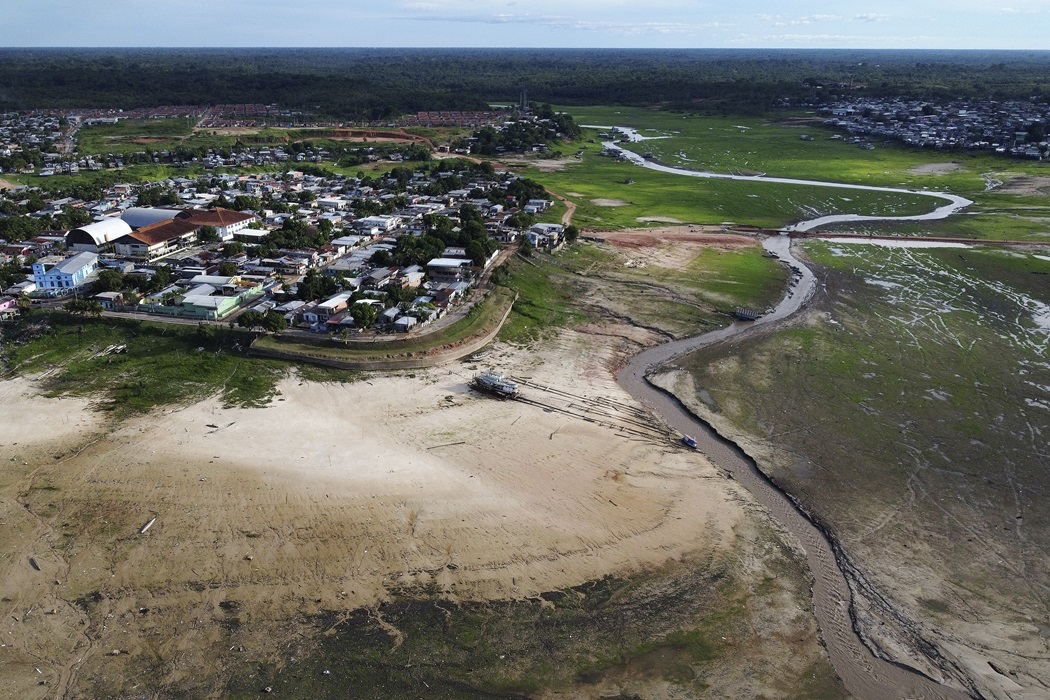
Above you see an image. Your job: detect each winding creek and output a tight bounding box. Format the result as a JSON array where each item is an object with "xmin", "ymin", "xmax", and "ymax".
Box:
[{"xmin": 601, "ymin": 130, "xmax": 978, "ymax": 699}]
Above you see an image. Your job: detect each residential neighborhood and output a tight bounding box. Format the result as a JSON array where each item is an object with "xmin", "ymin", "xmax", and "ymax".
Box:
[
  {"xmin": 1, "ymin": 158, "xmax": 567, "ymax": 337},
  {"xmin": 819, "ymin": 98, "xmax": 1050, "ymax": 158}
]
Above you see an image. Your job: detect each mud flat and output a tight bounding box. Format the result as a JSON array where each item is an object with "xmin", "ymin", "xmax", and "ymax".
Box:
[
  {"xmin": 653, "ymin": 241, "xmax": 1050, "ymax": 700},
  {"xmin": 0, "ymin": 329, "xmax": 839, "ymax": 697}
]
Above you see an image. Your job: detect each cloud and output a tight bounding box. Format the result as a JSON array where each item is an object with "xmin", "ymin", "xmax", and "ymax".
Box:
[
  {"xmin": 765, "ymin": 13, "xmax": 843, "ymax": 27},
  {"xmin": 854, "ymin": 13, "xmax": 889, "ymax": 22},
  {"xmin": 390, "ymin": 12, "xmax": 732, "ymax": 35}
]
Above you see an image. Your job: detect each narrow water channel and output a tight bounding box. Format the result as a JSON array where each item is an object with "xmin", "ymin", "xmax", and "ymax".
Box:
[{"xmin": 603, "ymin": 134, "xmax": 977, "ymax": 699}]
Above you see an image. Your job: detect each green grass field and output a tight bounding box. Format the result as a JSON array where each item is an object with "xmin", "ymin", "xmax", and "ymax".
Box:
[
  {"xmin": 562, "ymin": 106, "xmax": 1050, "ymax": 196},
  {"xmin": 526, "ymin": 152, "xmax": 939, "ymax": 230},
  {"xmin": 76, "ymin": 118, "xmax": 199, "ymax": 156}
]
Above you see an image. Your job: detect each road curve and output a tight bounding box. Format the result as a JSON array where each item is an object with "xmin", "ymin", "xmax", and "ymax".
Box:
[{"xmin": 603, "ymin": 131, "xmax": 977, "ymax": 700}]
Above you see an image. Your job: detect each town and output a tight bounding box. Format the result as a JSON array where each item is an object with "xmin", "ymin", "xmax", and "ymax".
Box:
[
  {"xmin": 819, "ymin": 98, "xmax": 1050, "ymax": 158},
  {"xmin": 0, "ymin": 158, "xmax": 569, "ymax": 335},
  {"xmin": 0, "ymin": 99, "xmax": 580, "ymax": 339}
]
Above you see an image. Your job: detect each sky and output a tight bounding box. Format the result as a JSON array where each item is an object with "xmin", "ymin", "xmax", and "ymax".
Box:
[{"xmin": 5, "ymin": 0, "xmax": 1050, "ymax": 50}]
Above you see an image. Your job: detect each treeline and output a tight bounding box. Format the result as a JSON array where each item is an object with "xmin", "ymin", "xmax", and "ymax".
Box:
[{"xmin": 2, "ymin": 49, "xmax": 1049, "ymax": 118}]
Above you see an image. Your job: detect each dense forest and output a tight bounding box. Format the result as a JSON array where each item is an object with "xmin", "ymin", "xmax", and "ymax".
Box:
[{"xmin": 2, "ymin": 48, "xmax": 1049, "ymax": 118}]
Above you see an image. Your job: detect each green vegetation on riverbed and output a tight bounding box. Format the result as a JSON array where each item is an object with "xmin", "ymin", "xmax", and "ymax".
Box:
[
  {"xmin": 670, "ymin": 243, "xmax": 1050, "ymax": 675},
  {"xmin": 564, "ymin": 105, "xmax": 1050, "ymax": 196},
  {"xmin": 526, "ymin": 147, "xmax": 937, "ymax": 230},
  {"xmin": 2, "ymin": 314, "xmax": 280, "ymax": 417},
  {"xmin": 498, "ymin": 256, "xmax": 585, "ymax": 343},
  {"xmin": 213, "ymin": 542, "xmax": 845, "ymax": 700},
  {"xmin": 499, "ymin": 237, "xmax": 788, "ymax": 342}
]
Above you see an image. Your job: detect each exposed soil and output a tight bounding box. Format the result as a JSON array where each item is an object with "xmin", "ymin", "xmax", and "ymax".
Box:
[
  {"xmin": 498, "ymin": 155, "xmax": 577, "ymax": 172},
  {"xmin": 908, "ymin": 162, "xmax": 962, "ymax": 175},
  {"xmin": 0, "ymin": 325, "xmax": 839, "ymax": 698},
  {"xmin": 637, "ymin": 216, "xmax": 685, "ymax": 223},
  {"xmin": 0, "ymin": 177, "xmax": 17, "ymax": 189},
  {"xmin": 996, "ymin": 175, "xmax": 1050, "ymax": 195},
  {"xmin": 591, "ymin": 198, "xmax": 630, "ymax": 207},
  {"xmin": 602, "ymin": 226, "xmax": 756, "ymax": 272}
]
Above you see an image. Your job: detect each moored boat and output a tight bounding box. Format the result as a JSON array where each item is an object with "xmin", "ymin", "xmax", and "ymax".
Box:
[{"xmin": 471, "ymin": 371, "xmax": 520, "ymax": 399}]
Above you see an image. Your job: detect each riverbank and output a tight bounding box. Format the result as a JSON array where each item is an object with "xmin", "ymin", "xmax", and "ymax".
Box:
[
  {"xmin": 0, "ymin": 323, "xmax": 842, "ymax": 697},
  {"xmin": 602, "ymin": 128, "xmax": 985, "ymax": 699}
]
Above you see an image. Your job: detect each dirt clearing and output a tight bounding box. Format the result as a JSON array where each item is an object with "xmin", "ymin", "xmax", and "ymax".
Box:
[
  {"xmin": 907, "ymin": 162, "xmax": 961, "ymax": 175},
  {"xmin": 996, "ymin": 175, "xmax": 1050, "ymax": 195},
  {"xmin": 601, "ymin": 225, "xmax": 757, "ymax": 271}
]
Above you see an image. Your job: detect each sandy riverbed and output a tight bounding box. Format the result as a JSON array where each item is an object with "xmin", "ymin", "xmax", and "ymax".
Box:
[{"xmin": 0, "ymin": 326, "xmax": 828, "ymax": 696}]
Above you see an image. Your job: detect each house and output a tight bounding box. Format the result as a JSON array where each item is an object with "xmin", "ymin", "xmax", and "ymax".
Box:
[
  {"xmin": 426, "ymin": 257, "xmax": 473, "ymax": 283},
  {"xmin": 366, "ymin": 266, "xmax": 395, "ymax": 289},
  {"xmin": 32, "ymin": 251, "xmax": 99, "ymax": 293},
  {"xmin": 393, "ymin": 315, "xmax": 418, "ymax": 332},
  {"xmin": 93, "ymin": 291, "xmax": 126, "ymax": 309},
  {"xmin": 527, "ymin": 223, "xmax": 565, "ymax": 248},
  {"xmin": 355, "ymin": 215, "xmax": 401, "ymax": 233},
  {"xmin": 0, "ymin": 296, "xmax": 18, "ymax": 318}
]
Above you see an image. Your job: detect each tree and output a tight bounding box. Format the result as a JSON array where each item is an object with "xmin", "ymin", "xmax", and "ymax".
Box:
[
  {"xmin": 349, "ymin": 302, "xmax": 377, "ymax": 329},
  {"xmin": 466, "ymin": 239, "xmax": 489, "ymax": 267},
  {"xmin": 94, "ymin": 268, "xmax": 125, "ymax": 292},
  {"xmin": 506, "ymin": 211, "xmax": 534, "ymax": 230},
  {"xmin": 296, "ymin": 269, "xmax": 338, "ymax": 301},
  {"xmin": 136, "ymin": 186, "xmax": 178, "ymax": 207},
  {"xmin": 237, "ymin": 310, "xmax": 265, "ymax": 330},
  {"xmin": 563, "ymin": 224, "xmax": 579, "ymax": 244},
  {"xmin": 262, "ymin": 311, "xmax": 288, "ymax": 334},
  {"xmin": 16, "ymin": 294, "xmax": 32, "ymax": 316},
  {"xmin": 197, "ymin": 225, "xmax": 219, "ymax": 243},
  {"xmin": 222, "ymin": 241, "xmax": 245, "ymax": 257},
  {"xmin": 218, "ymin": 261, "xmax": 239, "ymax": 277},
  {"xmin": 66, "ymin": 299, "xmax": 104, "ymax": 317}
]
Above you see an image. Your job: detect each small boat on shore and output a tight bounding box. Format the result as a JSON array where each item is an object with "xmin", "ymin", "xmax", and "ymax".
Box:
[
  {"xmin": 682, "ymin": 434, "xmax": 698, "ymax": 449},
  {"xmin": 471, "ymin": 372, "xmax": 520, "ymax": 400}
]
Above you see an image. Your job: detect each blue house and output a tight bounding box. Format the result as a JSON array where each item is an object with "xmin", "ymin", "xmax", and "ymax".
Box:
[{"xmin": 32, "ymin": 252, "xmax": 99, "ymax": 293}]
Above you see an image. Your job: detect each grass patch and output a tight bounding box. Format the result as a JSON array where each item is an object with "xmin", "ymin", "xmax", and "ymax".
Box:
[
  {"xmin": 818, "ymin": 206, "xmax": 1050, "ymax": 241},
  {"xmin": 218, "ymin": 562, "xmax": 759, "ymax": 700},
  {"xmin": 293, "ymin": 364, "xmax": 366, "ymax": 384},
  {"xmin": 3, "ymin": 313, "xmax": 282, "ymax": 417},
  {"xmin": 498, "ymin": 256, "xmax": 584, "ymax": 343},
  {"xmin": 76, "ymin": 117, "xmax": 196, "ymax": 155}
]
